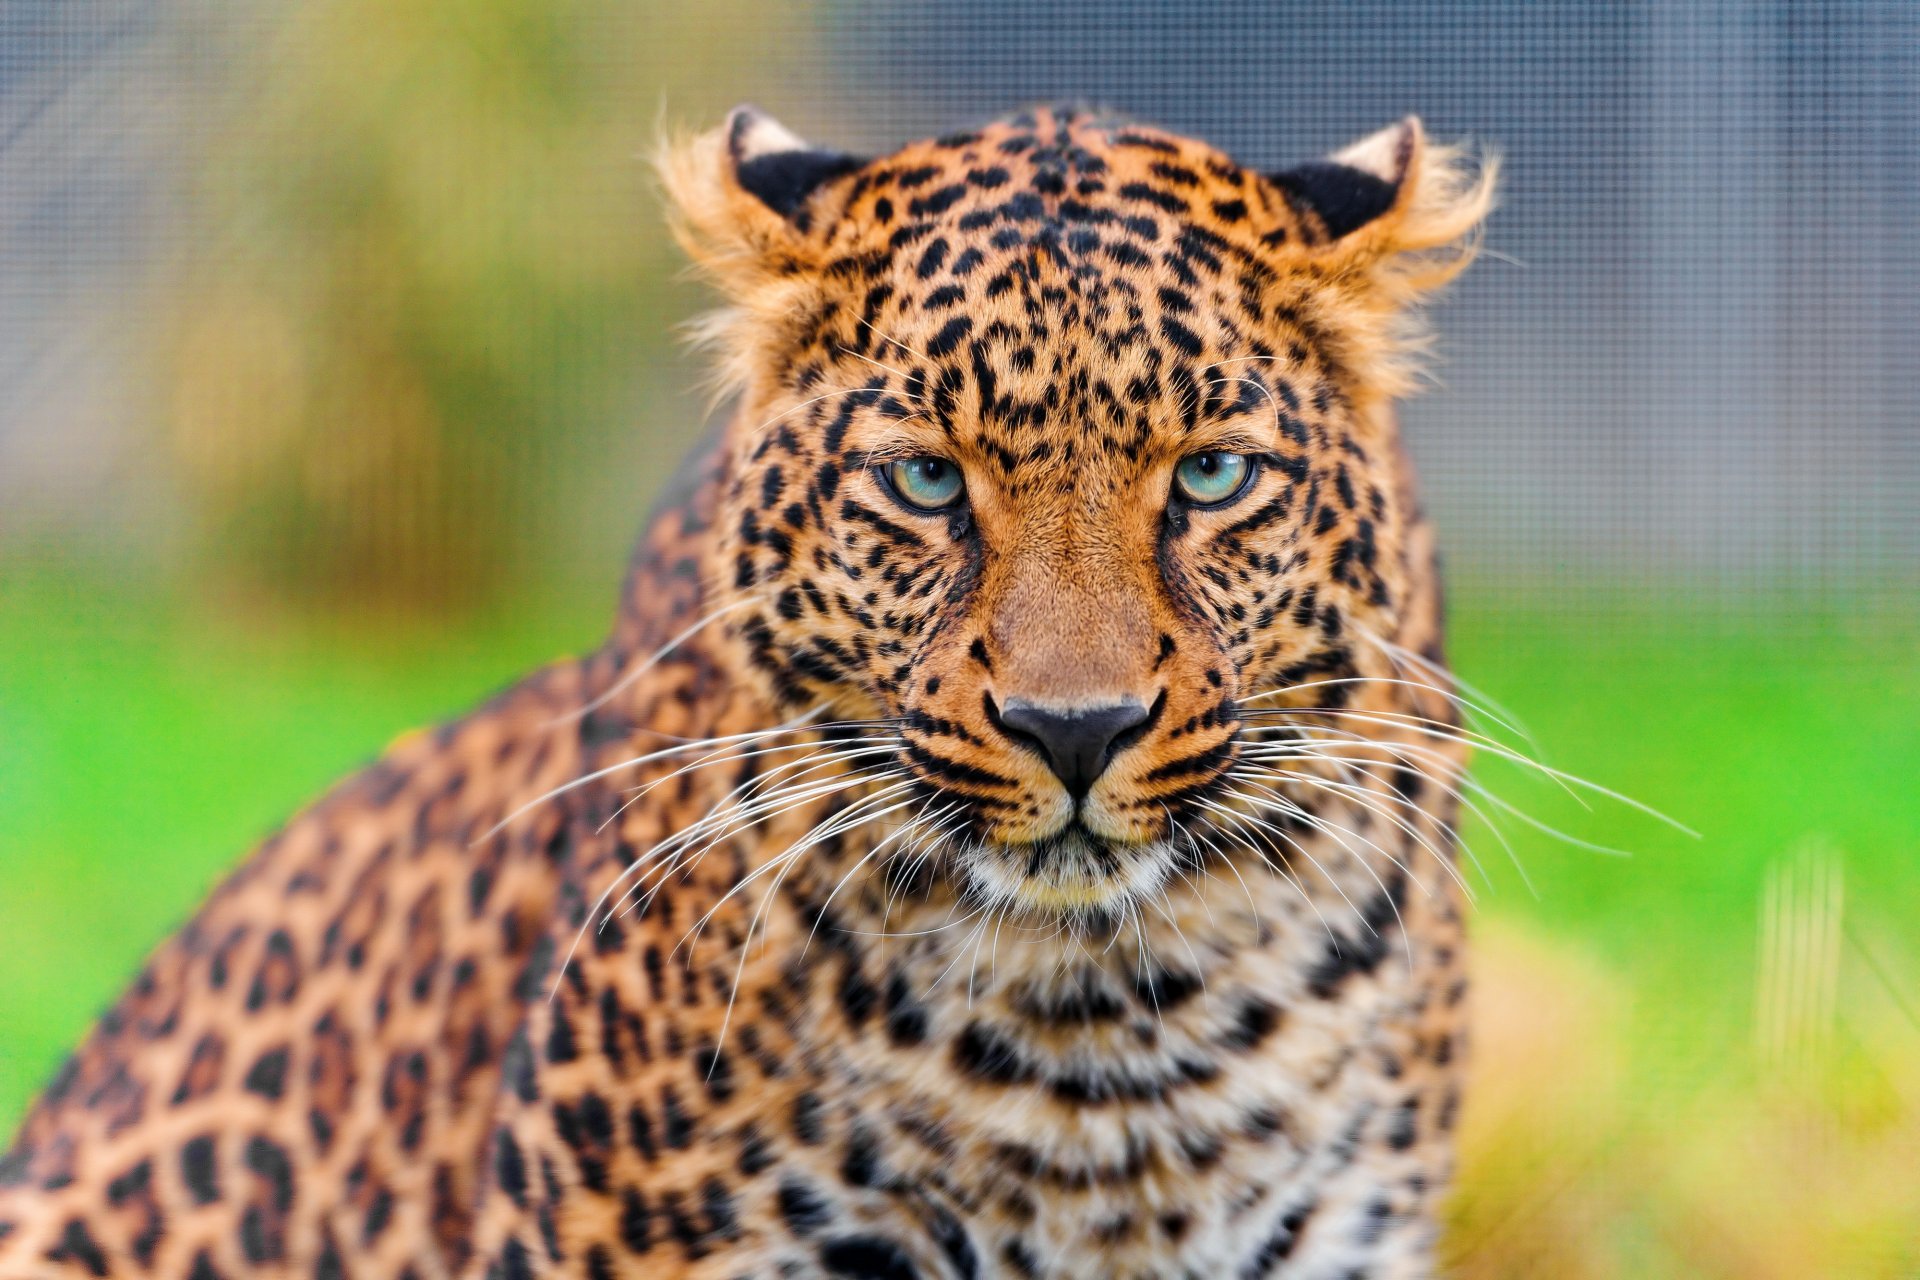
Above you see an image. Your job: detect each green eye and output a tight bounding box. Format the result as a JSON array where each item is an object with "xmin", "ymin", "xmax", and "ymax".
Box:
[
  {"xmin": 881, "ymin": 456, "xmax": 966, "ymax": 512},
  {"xmin": 1172, "ymin": 451, "xmax": 1255, "ymax": 507}
]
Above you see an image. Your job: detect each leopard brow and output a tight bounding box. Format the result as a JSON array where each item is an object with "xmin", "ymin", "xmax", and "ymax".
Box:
[
  {"xmin": 1182, "ymin": 425, "xmax": 1276, "ymax": 456},
  {"xmin": 855, "ymin": 427, "xmax": 956, "ymax": 465},
  {"xmin": 1191, "ymin": 372, "xmax": 1296, "ymax": 451}
]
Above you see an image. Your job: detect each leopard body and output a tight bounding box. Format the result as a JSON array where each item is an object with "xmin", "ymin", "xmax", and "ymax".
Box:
[{"xmin": 0, "ymin": 104, "xmax": 1495, "ymax": 1279}]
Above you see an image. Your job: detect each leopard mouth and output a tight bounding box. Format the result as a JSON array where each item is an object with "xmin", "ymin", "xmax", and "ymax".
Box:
[{"xmin": 958, "ymin": 820, "xmax": 1178, "ymax": 918}]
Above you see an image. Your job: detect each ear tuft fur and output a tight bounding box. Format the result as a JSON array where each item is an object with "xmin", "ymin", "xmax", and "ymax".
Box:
[
  {"xmin": 1275, "ymin": 118, "xmax": 1499, "ymax": 404},
  {"xmin": 655, "ymin": 107, "xmax": 861, "ymax": 399},
  {"xmin": 1355, "ymin": 118, "xmax": 1500, "ymax": 298}
]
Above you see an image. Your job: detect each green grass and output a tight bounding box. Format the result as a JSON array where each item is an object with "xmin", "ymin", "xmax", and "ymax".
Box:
[
  {"xmin": 2, "ymin": 572, "xmax": 1917, "ymax": 1273},
  {"xmin": 0, "ymin": 571, "xmax": 608, "ymax": 1122},
  {"xmin": 1443, "ymin": 603, "xmax": 1920, "ymax": 1036}
]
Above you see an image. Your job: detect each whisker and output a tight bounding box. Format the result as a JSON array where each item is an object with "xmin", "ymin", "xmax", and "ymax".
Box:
[
  {"xmin": 1169, "ymin": 807, "xmax": 1265, "ymax": 941},
  {"xmin": 699, "ymin": 783, "xmax": 923, "ymax": 1051},
  {"xmin": 1354, "ymin": 624, "xmax": 1538, "ymax": 747},
  {"xmin": 1191, "ymin": 795, "xmax": 1361, "ymax": 938},
  {"xmin": 851, "ymin": 318, "xmax": 934, "ymax": 366},
  {"xmin": 1193, "ymin": 800, "xmax": 1340, "ymax": 946},
  {"xmin": 620, "ymin": 767, "xmax": 915, "ymax": 918},
  {"xmin": 1242, "ymin": 726, "xmax": 1644, "ymax": 857},
  {"xmin": 1236, "ymin": 674, "xmax": 1536, "ymax": 754},
  {"xmin": 1236, "ymin": 736, "xmax": 1519, "ymax": 897},
  {"xmin": 835, "ymin": 344, "xmax": 929, "ymax": 397},
  {"xmin": 597, "ymin": 736, "xmax": 904, "ymax": 836},
  {"xmin": 928, "ymin": 907, "xmax": 997, "ymax": 997},
  {"xmin": 806, "ymin": 796, "xmax": 959, "ymax": 949},
  {"xmin": 551, "ymin": 593, "xmax": 766, "ymax": 727},
  {"xmin": 1242, "ymin": 704, "xmax": 1694, "ymax": 835},
  {"xmin": 1230, "ymin": 765, "xmax": 1475, "ymax": 905},
  {"xmin": 550, "ymin": 753, "xmax": 910, "ymax": 1000},
  {"xmin": 600, "ymin": 757, "xmax": 910, "ymax": 931},
  {"xmin": 1203, "ymin": 374, "xmax": 1289, "ymax": 460},
  {"xmin": 1145, "ymin": 889, "xmax": 1208, "ymax": 1004},
  {"xmin": 482, "ymin": 710, "xmax": 840, "ymax": 843},
  {"xmin": 581, "ymin": 735, "xmax": 904, "ymax": 923},
  {"xmin": 1219, "ymin": 788, "xmax": 1420, "ymax": 970},
  {"xmin": 867, "ymin": 801, "xmax": 967, "ymax": 948},
  {"xmin": 1221, "ymin": 781, "xmax": 1434, "ymax": 909},
  {"xmin": 1241, "ymin": 729, "xmax": 1597, "ymax": 890},
  {"xmin": 740, "ymin": 381, "xmax": 908, "ymax": 449}
]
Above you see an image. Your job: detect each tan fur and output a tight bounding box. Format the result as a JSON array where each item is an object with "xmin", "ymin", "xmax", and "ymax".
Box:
[{"xmin": 2, "ymin": 105, "xmax": 1493, "ymax": 1279}]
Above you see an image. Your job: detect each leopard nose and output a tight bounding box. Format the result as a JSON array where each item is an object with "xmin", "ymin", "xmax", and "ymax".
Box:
[{"xmin": 997, "ymin": 698, "xmax": 1153, "ymax": 800}]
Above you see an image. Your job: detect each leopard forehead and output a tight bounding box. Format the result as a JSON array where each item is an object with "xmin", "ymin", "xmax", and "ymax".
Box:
[
  {"xmin": 814, "ymin": 111, "xmax": 1330, "ymax": 311},
  {"xmin": 769, "ymin": 110, "xmax": 1365, "ymax": 426},
  {"xmin": 666, "ymin": 102, "xmax": 1492, "ymax": 502},
  {"xmin": 692, "ymin": 113, "xmax": 1452, "ymax": 604},
  {"xmin": 781, "ymin": 126, "xmax": 1340, "ymax": 482}
]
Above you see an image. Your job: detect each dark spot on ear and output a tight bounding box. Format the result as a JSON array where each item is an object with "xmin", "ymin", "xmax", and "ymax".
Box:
[
  {"xmin": 1270, "ymin": 161, "xmax": 1398, "ymax": 240},
  {"xmin": 738, "ymin": 150, "xmax": 868, "ymax": 218}
]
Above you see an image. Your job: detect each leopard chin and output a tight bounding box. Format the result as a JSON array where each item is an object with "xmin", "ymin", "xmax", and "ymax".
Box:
[{"xmin": 957, "ymin": 824, "xmax": 1182, "ymax": 921}]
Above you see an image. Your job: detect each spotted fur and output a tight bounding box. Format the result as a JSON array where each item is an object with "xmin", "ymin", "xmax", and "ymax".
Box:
[{"xmin": 0, "ymin": 104, "xmax": 1495, "ymax": 1278}]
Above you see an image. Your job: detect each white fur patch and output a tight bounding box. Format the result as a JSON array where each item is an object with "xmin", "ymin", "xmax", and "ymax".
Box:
[
  {"xmin": 728, "ymin": 106, "xmax": 811, "ymax": 164},
  {"xmin": 1330, "ymin": 117, "xmax": 1419, "ymax": 185}
]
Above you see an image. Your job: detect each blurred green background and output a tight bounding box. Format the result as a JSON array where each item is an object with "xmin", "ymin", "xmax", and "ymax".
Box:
[{"xmin": 1, "ymin": 1, "xmax": 1917, "ymax": 1276}]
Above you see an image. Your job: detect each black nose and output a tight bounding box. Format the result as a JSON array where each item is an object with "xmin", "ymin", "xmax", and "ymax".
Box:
[{"xmin": 997, "ymin": 698, "xmax": 1153, "ymax": 799}]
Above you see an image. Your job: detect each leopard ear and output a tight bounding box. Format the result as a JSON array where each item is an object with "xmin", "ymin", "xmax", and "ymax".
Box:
[
  {"xmin": 658, "ymin": 106, "xmax": 866, "ymax": 287},
  {"xmin": 1265, "ymin": 119, "xmax": 1497, "ymax": 404},
  {"xmin": 1270, "ymin": 117, "xmax": 1423, "ymax": 242},
  {"xmin": 726, "ymin": 107, "xmax": 868, "ymax": 219},
  {"xmin": 1268, "ymin": 117, "xmax": 1494, "ymax": 267},
  {"xmin": 657, "ymin": 108, "xmax": 868, "ymax": 394}
]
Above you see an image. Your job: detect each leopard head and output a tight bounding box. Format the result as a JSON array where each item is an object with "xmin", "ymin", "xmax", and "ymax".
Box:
[{"xmin": 659, "ymin": 104, "xmax": 1494, "ymax": 920}]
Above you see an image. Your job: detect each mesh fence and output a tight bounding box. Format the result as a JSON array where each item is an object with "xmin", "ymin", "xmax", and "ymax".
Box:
[{"xmin": 1, "ymin": 0, "xmax": 1914, "ymax": 622}]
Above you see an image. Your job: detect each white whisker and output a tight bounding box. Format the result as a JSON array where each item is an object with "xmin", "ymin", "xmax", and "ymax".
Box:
[
  {"xmin": 552, "ymin": 594, "xmax": 766, "ymax": 727},
  {"xmin": 483, "ymin": 710, "xmax": 837, "ymax": 843},
  {"xmin": 1242, "ymin": 703, "xmax": 1693, "ymax": 835}
]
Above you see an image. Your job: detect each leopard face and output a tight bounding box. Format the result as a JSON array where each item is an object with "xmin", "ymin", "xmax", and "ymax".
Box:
[{"xmin": 666, "ymin": 104, "xmax": 1494, "ymax": 922}]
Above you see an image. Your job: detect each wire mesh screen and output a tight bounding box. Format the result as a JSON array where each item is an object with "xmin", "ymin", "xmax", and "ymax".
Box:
[{"xmin": 1, "ymin": 0, "xmax": 1915, "ymax": 629}]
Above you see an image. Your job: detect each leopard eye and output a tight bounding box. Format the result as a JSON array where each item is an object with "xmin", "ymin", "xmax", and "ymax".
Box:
[
  {"xmin": 1172, "ymin": 451, "xmax": 1255, "ymax": 507},
  {"xmin": 879, "ymin": 456, "xmax": 966, "ymax": 513}
]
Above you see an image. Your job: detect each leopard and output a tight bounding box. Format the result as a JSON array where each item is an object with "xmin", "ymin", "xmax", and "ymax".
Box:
[{"xmin": 0, "ymin": 103, "xmax": 1496, "ymax": 1279}]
